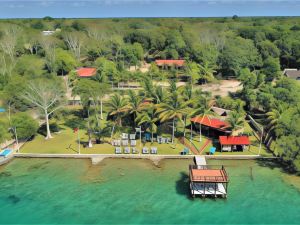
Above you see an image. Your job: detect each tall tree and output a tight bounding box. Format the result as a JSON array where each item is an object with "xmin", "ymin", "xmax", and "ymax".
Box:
[
  {"xmin": 156, "ymin": 93, "xmax": 189, "ymax": 143},
  {"xmin": 107, "ymin": 94, "xmax": 128, "ymax": 126},
  {"xmin": 21, "ymin": 79, "xmax": 65, "ymax": 139}
]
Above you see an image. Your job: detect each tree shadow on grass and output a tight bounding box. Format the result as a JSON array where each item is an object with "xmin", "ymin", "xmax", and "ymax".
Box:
[{"xmin": 175, "ymin": 172, "xmax": 194, "ymax": 200}]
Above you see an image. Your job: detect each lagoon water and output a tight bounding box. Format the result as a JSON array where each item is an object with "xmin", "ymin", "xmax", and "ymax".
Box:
[{"xmin": 0, "ymin": 158, "xmax": 300, "ymax": 224}]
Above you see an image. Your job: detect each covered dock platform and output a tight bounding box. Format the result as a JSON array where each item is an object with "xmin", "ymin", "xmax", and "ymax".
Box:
[{"xmin": 189, "ymin": 164, "xmax": 229, "ymax": 198}]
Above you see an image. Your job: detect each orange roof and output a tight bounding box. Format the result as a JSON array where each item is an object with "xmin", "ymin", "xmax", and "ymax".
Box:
[
  {"xmin": 155, "ymin": 60, "xmax": 185, "ymax": 67},
  {"xmin": 191, "ymin": 169, "xmax": 228, "ymax": 182},
  {"xmin": 191, "ymin": 116, "xmax": 230, "ymax": 130},
  {"xmin": 76, "ymin": 67, "xmax": 97, "ymax": 77},
  {"xmin": 219, "ymin": 136, "xmax": 250, "ymax": 146}
]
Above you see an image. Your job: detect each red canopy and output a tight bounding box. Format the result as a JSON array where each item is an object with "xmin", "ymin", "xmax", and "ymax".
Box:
[
  {"xmin": 219, "ymin": 136, "xmax": 250, "ymax": 145},
  {"xmin": 76, "ymin": 67, "xmax": 97, "ymax": 77},
  {"xmin": 155, "ymin": 59, "xmax": 185, "ymax": 67},
  {"xmin": 191, "ymin": 116, "xmax": 230, "ymax": 131}
]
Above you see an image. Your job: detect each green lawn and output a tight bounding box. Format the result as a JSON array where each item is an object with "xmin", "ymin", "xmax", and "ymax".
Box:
[
  {"xmin": 21, "ymin": 124, "xmax": 186, "ymax": 155},
  {"xmin": 21, "ymin": 110, "xmax": 273, "ymax": 157}
]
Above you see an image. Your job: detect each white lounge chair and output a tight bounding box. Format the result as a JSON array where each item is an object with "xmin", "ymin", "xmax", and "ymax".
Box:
[
  {"xmin": 115, "ymin": 147, "xmax": 122, "ymax": 154},
  {"xmin": 121, "ymin": 133, "xmax": 128, "ymax": 139},
  {"xmin": 122, "ymin": 140, "xmax": 129, "ymax": 146},
  {"xmin": 130, "ymin": 140, "xmax": 136, "ymax": 146},
  {"xmin": 124, "ymin": 147, "xmax": 130, "ymax": 154},
  {"xmin": 132, "ymin": 147, "xmax": 139, "ymax": 154},
  {"xmin": 150, "ymin": 147, "xmax": 157, "ymax": 154},
  {"xmin": 142, "ymin": 147, "xmax": 149, "ymax": 154},
  {"xmin": 129, "ymin": 134, "xmax": 136, "ymax": 140}
]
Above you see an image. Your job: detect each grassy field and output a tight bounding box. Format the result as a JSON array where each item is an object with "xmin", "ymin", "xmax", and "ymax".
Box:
[{"xmin": 21, "ymin": 109, "xmax": 273, "ymax": 156}]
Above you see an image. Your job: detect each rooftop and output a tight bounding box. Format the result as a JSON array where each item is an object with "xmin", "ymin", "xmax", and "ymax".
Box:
[
  {"xmin": 283, "ymin": 69, "xmax": 300, "ymax": 80},
  {"xmin": 219, "ymin": 136, "xmax": 250, "ymax": 145},
  {"xmin": 191, "ymin": 116, "xmax": 230, "ymax": 131},
  {"xmin": 155, "ymin": 59, "xmax": 185, "ymax": 67},
  {"xmin": 190, "ymin": 168, "xmax": 228, "ymax": 183},
  {"xmin": 76, "ymin": 67, "xmax": 97, "ymax": 77}
]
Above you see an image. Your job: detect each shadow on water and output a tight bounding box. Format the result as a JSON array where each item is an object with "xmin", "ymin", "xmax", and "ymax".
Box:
[
  {"xmin": 7, "ymin": 195, "xmax": 20, "ymax": 204},
  {"xmin": 255, "ymin": 158, "xmax": 297, "ymax": 175},
  {"xmin": 175, "ymin": 172, "xmax": 194, "ymax": 200},
  {"xmin": 27, "ymin": 161, "xmax": 51, "ymax": 172}
]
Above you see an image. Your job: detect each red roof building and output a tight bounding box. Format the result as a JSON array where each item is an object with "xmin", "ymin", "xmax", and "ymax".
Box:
[
  {"xmin": 76, "ymin": 67, "xmax": 97, "ymax": 77},
  {"xmin": 219, "ymin": 136, "xmax": 250, "ymax": 152},
  {"xmin": 191, "ymin": 116, "xmax": 230, "ymax": 131},
  {"xmin": 155, "ymin": 59, "xmax": 185, "ymax": 67},
  {"xmin": 219, "ymin": 136, "xmax": 250, "ymax": 146}
]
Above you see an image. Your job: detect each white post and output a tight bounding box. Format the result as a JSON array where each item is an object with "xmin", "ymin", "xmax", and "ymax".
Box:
[
  {"xmin": 199, "ymin": 123, "xmax": 202, "ymax": 142},
  {"xmin": 140, "ymin": 126, "xmax": 142, "ymax": 148},
  {"xmin": 14, "ymin": 127, "xmax": 20, "ymax": 153}
]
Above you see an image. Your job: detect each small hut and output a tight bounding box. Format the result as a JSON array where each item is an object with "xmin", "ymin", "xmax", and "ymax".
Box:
[{"xmin": 219, "ymin": 136, "xmax": 250, "ymax": 152}]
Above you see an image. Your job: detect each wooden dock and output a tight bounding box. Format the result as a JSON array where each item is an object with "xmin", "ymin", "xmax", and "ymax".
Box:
[{"xmin": 190, "ymin": 157, "xmax": 229, "ymax": 198}]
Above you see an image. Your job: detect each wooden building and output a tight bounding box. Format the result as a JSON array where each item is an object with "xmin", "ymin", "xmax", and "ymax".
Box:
[
  {"xmin": 219, "ymin": 136, "xmax": 250, "ymax": 152},
  {"xmin": 189, "ymin": 164, "xmax": 229, "ymax": 198}
]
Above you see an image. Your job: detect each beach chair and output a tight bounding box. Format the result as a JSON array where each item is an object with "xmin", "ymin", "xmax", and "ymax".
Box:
[
  {"xmin": 124, "ymin": 147, "xmax": 130, "ymax": 154},
  {"xmin": 122, "ymin": 140, "xmax": 128, "ymax": 146},
  {"xmin": 150, "ymin": 147, "xmax": 157, "ymax": 154},
  {"xmin": 132, "ymin": 147, "xmax": 139, "ymax": 154},
  {"xmin": 121, "ymin": 133, "xmax": 128, "ymax": 139},
  {"xmin": 142, "ymin": 147, "xmax": 149, "ymax": 154},
  {"xmin": 129, "ymin": 134, "xmax": 136, "ymax": 140},
  {"xmin": 0, "ymin": 149, "xmax": 12, "ymax": 158},
  {"xmin": 130, "ymin": 140, "xmax": 136, "ymax": 146},
  {"xmin": 166, "ymin": 138, "xmax": 171, "ymax": 144},
  {"xmin": 161, "ymin": 138, "xmax": 166, "ymax": 144},
  {"xmin": 157, "ymin": 136, "xmax": 162, "ymax": 144},
  {"xmin": 115, "ymin": 147, "xmax": 122, "ymax": 154},
  {"xmin": 209, "ymin": 147, "xmax": 216, "ymax": 155}
]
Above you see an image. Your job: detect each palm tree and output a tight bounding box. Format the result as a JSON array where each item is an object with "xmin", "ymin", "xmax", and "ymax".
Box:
[
  {"xmin": 125, "ymin": 90, "xmax": 144, "ymax": 127},
  {"xmin": 135, "ymin": 106, "xmax": 158, "ymax": 143},
  {"xmin": 198, "ymin": 62, "xmax": 216, "ymax": 84},
  {"xmin": 156, "ymin": 93, "xmax": 189, "ymax": 144},
  {"xmin": 265, "ymin": 105, "xmax": 284, "ymax": 138},
  {"xmin": 107, "ymin": 94, "xmax": 128, "ymax": 126},
  {"xmin": 153, "ymin": 85, "xmax": 168, "ymax": 104},
  {"xmin": 226, "ymin": 111, "xmax": 245, "ymax": 134},
  {"xmin": 190, "ymin": 94, "xmax": 215, "ymax": 142}
]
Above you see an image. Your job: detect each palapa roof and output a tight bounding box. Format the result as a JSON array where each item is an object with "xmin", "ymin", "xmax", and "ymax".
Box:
[
  {"xmin": 219, "ymin": 136, "xmax": 250, "ymax": 146},
  {"xmin": 191, "ymin": 116, "xmax": 230, "ymax": 131},
  {"xmin": 155, "ymin": 59, "xmax": 185, "ymax": 67},
  {"xmin": 76, "ymin": 67, "xmax": 97, "ymax": 77},
  {"xmin": 211, "ymin": 106, "xmax": 231, "ymax": 117}
]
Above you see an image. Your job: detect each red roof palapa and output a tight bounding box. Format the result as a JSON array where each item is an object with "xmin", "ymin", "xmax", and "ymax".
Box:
[
  {"xmin": 219, "ymin": 136, "xmax": 250, "ymax": 146},
  {"xmin": 76, "ymin": 67, "xmax": 97, "ymax": 77},
  {"xmin": 191, "ymin": 116, "xmax": 230, "ymax": 130},
  {"xmin": 155, "ymin": 60, "xmax": 185, "ymax": 67}
]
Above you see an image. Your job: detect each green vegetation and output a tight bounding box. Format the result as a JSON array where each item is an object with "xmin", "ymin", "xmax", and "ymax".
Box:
[{"xmin": 0, "ymin": 18, "xmax": 299, "ymax": 171}]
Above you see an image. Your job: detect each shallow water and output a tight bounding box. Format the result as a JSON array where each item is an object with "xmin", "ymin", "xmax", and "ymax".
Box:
[{"xmin": 0, "ymin": 158, "xmax": 300, "ymax": 224}]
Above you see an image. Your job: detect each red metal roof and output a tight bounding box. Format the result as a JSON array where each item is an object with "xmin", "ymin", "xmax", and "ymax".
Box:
[
  {"xmin": 191, "ymin": 169, "xmax": 228, "ymax": 182},
  {"xmin": 219, "ymin": 136, "xmax": 250, "ymax": 145},
  {"xmin": 155, "ymin": 60, "xmax": 185, "ymax": 67},
  {"xmin": 76, "ymin": 67, "xmax": 97, "ymax": 77},
  {"xmin": 191, "ymin": 116, "xmax": 230, "ymax": 130}
]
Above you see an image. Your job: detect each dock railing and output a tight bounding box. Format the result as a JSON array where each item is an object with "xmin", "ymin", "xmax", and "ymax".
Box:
[{"xmin": 189, "ymin": 164, "xmax": 229, "ymax": 182}]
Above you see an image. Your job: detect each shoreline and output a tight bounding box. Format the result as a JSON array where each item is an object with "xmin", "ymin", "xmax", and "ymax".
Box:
[{"xmin": 13, "ymin": 153, "xmax": 278, "ymax": 166}]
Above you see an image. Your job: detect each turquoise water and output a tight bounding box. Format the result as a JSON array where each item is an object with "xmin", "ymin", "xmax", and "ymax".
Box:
[{"xmin": 0, "ymin": 158, "xmax": 300, "ymax": 224}]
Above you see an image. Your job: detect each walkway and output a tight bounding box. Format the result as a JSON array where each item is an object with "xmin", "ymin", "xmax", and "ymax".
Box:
[
  {"xmin": 199, "ymin": 139, "xmax": 212, "ymax": 154},
  {"xmin": 178, "ymin": 137, "xmax": 199, "ymax": 155}
]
